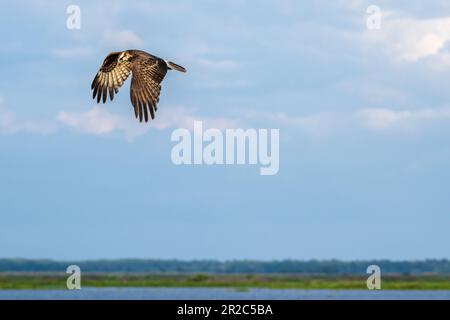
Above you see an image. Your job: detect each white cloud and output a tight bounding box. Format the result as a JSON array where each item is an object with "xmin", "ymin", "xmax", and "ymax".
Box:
[
  {"xmin": 4, "ymin": 99, "xmax": 449, "ymax": 139},
  {"xmin": 152, "ymin": 106, "xmax": 239, "ymax": 131},
  {"xmin": 179, "ymin": 43, "xmax": 240, "ymax": 72},
  {"xmin": 356, "ymin": 107, "xmax": 450, "ymax": 132},
  {"xmin": 243, "ymin": 107, "xmax": 450, "ymax": 136},
  {"xmin": 58, "ymin": 107, "xmax": 147, "ymax": 141},
  {"xmin": 0, "ymin": 97, "xmax": 55, "ymax": 135},
  {"xmin": 363, "ymin": 14, "xmax": 450, "ymax": 63},
  {"xmin": 240, "ymin": 109, "xmax": 345, "ymax": 137},
  {"xmin": 285, "ymin": 112, "xmax": 347, "ymax": 137},
  {"xmin": 102, "ymin": 30, "xmax": 144, "ymax": 49},
  {"xmin": 58, "ymin": 106, "xmax": 239, "ymax": 141}
]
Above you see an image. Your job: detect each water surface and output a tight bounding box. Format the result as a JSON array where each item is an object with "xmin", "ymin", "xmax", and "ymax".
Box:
[{"xmin": 1, "ymin": 288, "xmax": 450, "ymax": 300}]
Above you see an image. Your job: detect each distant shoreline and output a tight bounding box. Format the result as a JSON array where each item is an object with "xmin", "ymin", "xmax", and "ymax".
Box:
[
  {"xmin": 2, "ymin": 273, "xmax": 450, "ymax": 290},
  {"xmin": 3, "ymin": 258, "xmax": 450, "ymax": 290},
  {"xmin": 1, "ymin": 258, "xmax": 450, "ymax": 274}
]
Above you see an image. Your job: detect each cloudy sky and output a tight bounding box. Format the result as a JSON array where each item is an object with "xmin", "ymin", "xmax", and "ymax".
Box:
[{"xmin": 1, "ymin": 0, "xmax": 450, "ymax": 260}]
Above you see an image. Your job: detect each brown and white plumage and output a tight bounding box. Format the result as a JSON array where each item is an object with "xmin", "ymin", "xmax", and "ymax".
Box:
[{"xmin": 91, "ymin": 50, "xmax": 186, "ymax": 123}]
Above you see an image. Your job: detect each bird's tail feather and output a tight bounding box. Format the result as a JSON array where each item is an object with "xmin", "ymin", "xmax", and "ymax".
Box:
[{"xmin": 166, "ymin": 61, "xmax": 186, "ymax": 73}]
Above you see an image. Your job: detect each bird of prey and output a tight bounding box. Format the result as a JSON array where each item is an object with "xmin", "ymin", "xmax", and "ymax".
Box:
[{"xmin": 91, "ymin": 50, "xmax": 186, "ymax": 123}]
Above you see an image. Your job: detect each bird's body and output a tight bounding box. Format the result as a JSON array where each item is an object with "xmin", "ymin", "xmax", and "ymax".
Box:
[{"xmin": 91, "ymin": 50, "xmax": 186, "ymax": 123}]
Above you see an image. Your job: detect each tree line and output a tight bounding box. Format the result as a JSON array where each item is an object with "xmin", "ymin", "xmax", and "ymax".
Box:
[{"xmin": 1, "ymin": 259, "xmax": 450, "ymax": 274}]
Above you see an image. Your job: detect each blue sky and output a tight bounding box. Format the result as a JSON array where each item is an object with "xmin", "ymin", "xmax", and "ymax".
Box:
[{"xmin": 1, "ymin": 0, "xmax": 450, "ymax": 260}]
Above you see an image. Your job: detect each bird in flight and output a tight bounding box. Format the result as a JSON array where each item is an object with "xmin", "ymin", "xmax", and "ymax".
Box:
[{"xmin": 91, "ymin": 49, "xmax": 186, "ymax": 123}]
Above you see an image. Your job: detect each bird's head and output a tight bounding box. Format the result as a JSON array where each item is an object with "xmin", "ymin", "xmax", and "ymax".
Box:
[{"xmin": 118, "ymin": 51, "xmax": 132, "ymax": 62}]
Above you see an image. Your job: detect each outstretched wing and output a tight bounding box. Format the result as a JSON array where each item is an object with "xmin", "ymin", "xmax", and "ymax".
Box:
[
  {"xmin": 91, "ymin": 52, "xmax": 132, "ymax": 103},
  {"xmin": 130, "ymin": 58, "xmax": 168, "ymax": 122}
]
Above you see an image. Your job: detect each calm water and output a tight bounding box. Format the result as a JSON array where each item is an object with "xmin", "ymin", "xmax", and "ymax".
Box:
[{"xmin": 1, "ymin": 288, "xmax": 450, "ymax": 300}]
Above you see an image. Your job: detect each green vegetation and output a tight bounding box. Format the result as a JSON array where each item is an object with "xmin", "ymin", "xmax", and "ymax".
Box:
[
  {"xmin": 1, "ymin": 273, "xmax": 450, "ymax": 290},
  {"xmin": 2, "ymin": 259, "xmax": 450, "ymax": 290}
]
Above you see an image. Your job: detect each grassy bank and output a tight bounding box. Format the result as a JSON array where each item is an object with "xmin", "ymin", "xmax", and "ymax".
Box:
[{"xmin": 1, "ymin": 273, "xmax": 450, "ymax": 290}]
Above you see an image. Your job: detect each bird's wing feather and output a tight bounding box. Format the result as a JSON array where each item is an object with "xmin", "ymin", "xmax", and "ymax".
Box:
[
  {"xmin": 130, "ymin": 58, "xmax": 168, "ymax": 122},
  {"xmin": 91, "ymin": 52, "xmax": 132, "ymax": 103}
]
